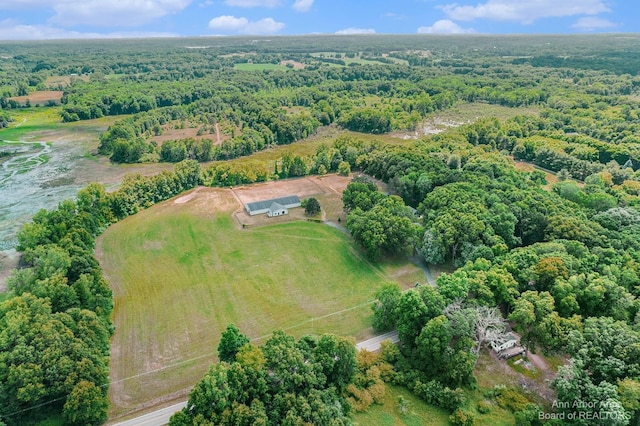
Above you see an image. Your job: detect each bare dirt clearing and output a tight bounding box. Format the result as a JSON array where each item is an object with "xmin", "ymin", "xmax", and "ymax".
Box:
[
  {"xmin": 230, "ymin": 174, "xmax": 353, "ymax": 228},
  {"xmin": 147, "ymin": 123, "xmax": 228, "ymax": 146},
  {"xmin": 280, "ymin": 60, "xmax": 305, "ymax": 69},
  {"xmin": 9, "ymin": 91, "xmax": 64, "ymax": 106},
  {"xmin": 232, "ymin": 176, "xmax": 326, "ymax": 204}
]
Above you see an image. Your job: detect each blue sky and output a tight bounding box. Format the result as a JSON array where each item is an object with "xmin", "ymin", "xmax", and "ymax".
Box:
[{"xmin": 0, "ymin": 0, "xmax": 636, "ymax": 40}]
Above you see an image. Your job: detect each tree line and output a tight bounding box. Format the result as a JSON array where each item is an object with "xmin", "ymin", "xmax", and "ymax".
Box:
[{"xmin": 0, "ymin": 160, "xmax": 201, "ymax": 425}]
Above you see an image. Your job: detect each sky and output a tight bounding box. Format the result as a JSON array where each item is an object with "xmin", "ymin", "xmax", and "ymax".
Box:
[{"xmin": 0, "ymin": 0, "xmax": 637, "ymax": 40}]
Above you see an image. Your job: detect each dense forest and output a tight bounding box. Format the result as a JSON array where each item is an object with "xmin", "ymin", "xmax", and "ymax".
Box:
[{"xmin": 2, "ymin": 34, "xmax": 640, "ymax": 425}]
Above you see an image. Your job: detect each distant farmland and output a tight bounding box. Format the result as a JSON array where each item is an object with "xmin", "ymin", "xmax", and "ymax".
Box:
[
  {"xmin": 233, "ymin": 62, "xmax": 286, "ymax": 71},
  {"xmin": 98, "ymin": 185, "xmax": 403, "ymax": 419}
]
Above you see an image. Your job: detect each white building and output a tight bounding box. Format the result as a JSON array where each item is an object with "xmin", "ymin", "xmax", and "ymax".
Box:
[{"xmin": 245, "ymin": 195, "xmax": 301, "ymax": 217}]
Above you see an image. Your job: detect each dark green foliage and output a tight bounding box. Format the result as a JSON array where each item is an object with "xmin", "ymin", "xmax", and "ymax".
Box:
[
  {"xmin": 372, "ymin": 283, "xmax": 402, "ymax": 331},
  {"xmin": 1, "ymin": 161, "xmax": 201, "ymax": 424},
  {"xmin": 173, "ymin": 331, "xmax": 355, "ymax": 425},
  {"xmin": 304, "ymin": 197, "xmax": 321, "ymax": 215},
  {"xmin": 344, "ymin": 178, "xmax": 419, "ymax": 259},
  {"xmin": 337, "ymin": 108, "xmax": 392, "ymax": 134},
  {"xmin": 5, "ymin": 34, "xmax": 640, "ymax": 424},
  {"xmin": 218, "ymin": 324, "xmax": 250, "ymax": 363}
]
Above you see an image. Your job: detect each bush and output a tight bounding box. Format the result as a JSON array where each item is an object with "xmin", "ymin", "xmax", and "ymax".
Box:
[
  {"xmin": 495, "ymin": 388, "xmax": 531, "ymax": 412},
  {"xmin": 477, "ymin": 400, "xmax": 492, "ymax": 414},
  {"xmin": 449, "ymin": 408, "xmax": 476, "ymax": 426},
  {"xmin": 338, "ymin": 161, "xmax": 351, "ymax": 176}
]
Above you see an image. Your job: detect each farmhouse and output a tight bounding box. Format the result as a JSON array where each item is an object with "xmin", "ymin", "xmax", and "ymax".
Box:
[{"xmin": 245, "ymin": 195, "xmax": 301, "ymax": 217}]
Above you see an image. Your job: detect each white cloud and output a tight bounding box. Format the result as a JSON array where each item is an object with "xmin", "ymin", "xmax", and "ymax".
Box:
[
  {"xmin": 225, "ymin": 0, "xmax": 282, "ymax": 7},
  {"xmin": 572, "ymin": 16, "xmax": 619, "ymax": 31},
  {"xmin": 0, "ymin": 19, "xmax": 177, "ymax": 40},
  {"xmin": 417, "ymin": 20, "xmax": 476, "ymax": 34},
  {"xmin": 0, "ymin": 1, "xmax": 62, "ymax": 9},
  {"xmin": 292, "ymin": 0, "xmax": 313, "ymax": 13},
  {"xmin": 440, "ymin": 0, "xmax": 609, "ymax": 24},
  {"xmin": 49, "ymin": 0, "xmax": 192, "ymax": 27},
  {"xmin": 335, "ymin": 28, "xmax": 376, "ymax": 35},
  {"xmin": 208, "ymin": 15, "xmax": 284, "ymax": 34}
]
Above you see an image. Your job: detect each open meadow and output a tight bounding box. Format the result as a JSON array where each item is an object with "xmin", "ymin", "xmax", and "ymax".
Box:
[{"xmin": 97, "ymin": 182, "xmax": 420, "ymax": 419}]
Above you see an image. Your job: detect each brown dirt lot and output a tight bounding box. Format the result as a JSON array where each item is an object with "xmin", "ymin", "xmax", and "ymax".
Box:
[
  {"xmin": 9, "ymin": 91, "xmax": 63, "ymax": 106},
  {"xmin": 45, "ymin": 75, "xmax": 90, "ymax": 88},
  {"xmin": 230, "ymin": 175, "xmax": 351, "ymax": 227},
  {"xmin": 232, "ymin": 176, "xmax": 327, "ymax": 204},
  {"xmin": 228, "ymin": 174, "xmax": 388, "ymax": 230},
  {"xmin": 148, "ymin": 122, "xmax": 238, "ymax": 146},
  {"xmin": 280, "ymin": 60, "xmax": 305, "ymax": 69}
]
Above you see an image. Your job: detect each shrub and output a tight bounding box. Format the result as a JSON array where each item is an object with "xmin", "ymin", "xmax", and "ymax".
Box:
[
  {"xmin": 449, "ymin": 408, "xmax": 476, "ymax": 426},
  {"xmin": 338, "ymin": 161, "xmax": 351, "ymax": 176},
  {"xmin": 477, "ymin": 400, "xmax": 492, "ymax": 414}
]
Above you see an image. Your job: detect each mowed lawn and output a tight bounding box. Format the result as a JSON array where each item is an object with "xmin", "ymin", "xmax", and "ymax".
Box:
[{"xmin": 98, "ymin": 188, "xmax": 395, "ymax": 418}]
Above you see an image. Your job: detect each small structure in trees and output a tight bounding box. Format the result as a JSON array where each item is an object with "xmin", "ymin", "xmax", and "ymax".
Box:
[
  {"xmin": 245, "ymin": 195, "xmax": 301, "ymax": 217},
  {"xmin": 490, "ymin": 332, "xmax": 519, "ymax": 353}
]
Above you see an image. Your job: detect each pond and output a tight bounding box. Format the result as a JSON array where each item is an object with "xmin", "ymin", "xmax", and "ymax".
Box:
[{"xmin": 0, "ymin": 139, "xmax": 85, "ymax": 250}]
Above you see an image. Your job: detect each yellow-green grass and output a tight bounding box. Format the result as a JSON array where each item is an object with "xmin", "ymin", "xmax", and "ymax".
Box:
[
  {"xmin": 234, "ymin": 63, "xmax": 286, "ymax": 71},
  {"xmin": 0, "ymin": 107, "xmax": 121, "ymax": 143},
  {"xmin": 352, "ymin": 384, "xmax": 450, "ymax": 426},
  {"xmin": 98, "ymin": 188, "xmax": 397, "ymax": 417},
  {"xmin": 0, "ymin": 107, "xmax": 63, "ymax": 141}
]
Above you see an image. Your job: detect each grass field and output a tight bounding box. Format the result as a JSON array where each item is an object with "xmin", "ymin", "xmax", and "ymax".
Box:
[
  {"xmin": 234, "ymin": 63, "xmax": 286, "ymax": 71},
  {"xmin": 98, "ymin": 187, "xmax": 402, "ymax": 418},
  {"xmin": 352, "ymin": 385, "xmax": 450, "ymax": 426},
  {"xmin": 0, "ymin": 107, "xmax": 121, "ymax": 143},
  {"xmin": 0, "ymin": 108, "xmax": 63, "ymax": 141}
]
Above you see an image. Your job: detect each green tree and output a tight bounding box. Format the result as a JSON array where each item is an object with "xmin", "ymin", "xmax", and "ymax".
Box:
[
  {"xmin": 62, "ymin": 380, "xmax": 108, "ymax": 426},
  {"xmin": 218, "ymin": 324, "xmax": 250, "ymax": 363},
  {"xmin": 372, "ymin": 283, "xmax": 402, "ymax": 331},
  {"xmin": 395, "ymin": 290, "xmax": 430, "ymax": 349},
  {"xmin": 304, "ymin": 197, "xmax": 321, "ymax": 215},
  {"xmin": 508, "ymin": 290, "xmax": 555, "ymax": 352}
]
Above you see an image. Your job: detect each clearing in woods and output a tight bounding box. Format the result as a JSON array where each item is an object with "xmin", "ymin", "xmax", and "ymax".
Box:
[{"xmin": 98, "ymin": 176, "xmax": 420, "ymax": 420}]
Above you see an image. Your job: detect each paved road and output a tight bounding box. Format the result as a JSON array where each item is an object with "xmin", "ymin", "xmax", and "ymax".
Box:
[
  {"xmin": 109, "ymin": 331, "xmax": 400, "ymax": 426},
  {"xmin": 356, "ymin": 330, "xmax": 399, "ymax": 351},
  {"xmin": 110, "ymin": 401, "xmax": 187, "ymax": 426}
]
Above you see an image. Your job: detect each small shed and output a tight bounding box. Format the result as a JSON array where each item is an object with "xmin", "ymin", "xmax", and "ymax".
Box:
[{"xmin": 245, "ymin": 195, "xmax": 301, "ymax": 216}]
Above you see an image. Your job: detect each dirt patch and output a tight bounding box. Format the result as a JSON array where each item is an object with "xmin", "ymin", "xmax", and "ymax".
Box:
[
  {"xmin": 183, "ymin": 187, "xmax": 240, "ymax": 216},
  {"xmin": 147, "ymin": 126, "xmax": 219, "ymax": 146},
  {"xmin": 513, "ymin": 160, "xmax": 535, "ymax": 172},
  {"xmin": 173, "ymin": 187, "xmax": 202, "ymax": 204},
  {"xmin": 9, "ymin": 91, "xmax": 64, "ymax": 106},
  {"xmin": 232, "ymin": 176, "xmax": 326, "ymax": 205},
  {"xmin": 45, "ymin": 75, "xmax": 90, "ymax": 88},
  {"xmin": 476, "ymin": 349, "xmax": 558, "ymax": 406},
  {"xmin": 280, "ymin": 60, "xmax": 305, "ymax": 69}
]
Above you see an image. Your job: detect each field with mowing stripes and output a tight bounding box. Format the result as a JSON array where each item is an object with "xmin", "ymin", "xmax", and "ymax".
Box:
[{"xmin": 98, "ymin": 185, "xmax": 408, "ymax": 419}]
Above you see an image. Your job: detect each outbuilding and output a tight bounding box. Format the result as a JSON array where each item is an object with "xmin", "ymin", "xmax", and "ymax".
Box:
[
  {"xmin": 245, "ymin": 195, "xmax": 301, "ymax": 216},
  {"xmin": 490, "ymin": 332, "xmax": 520, "ymax": 353}
]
